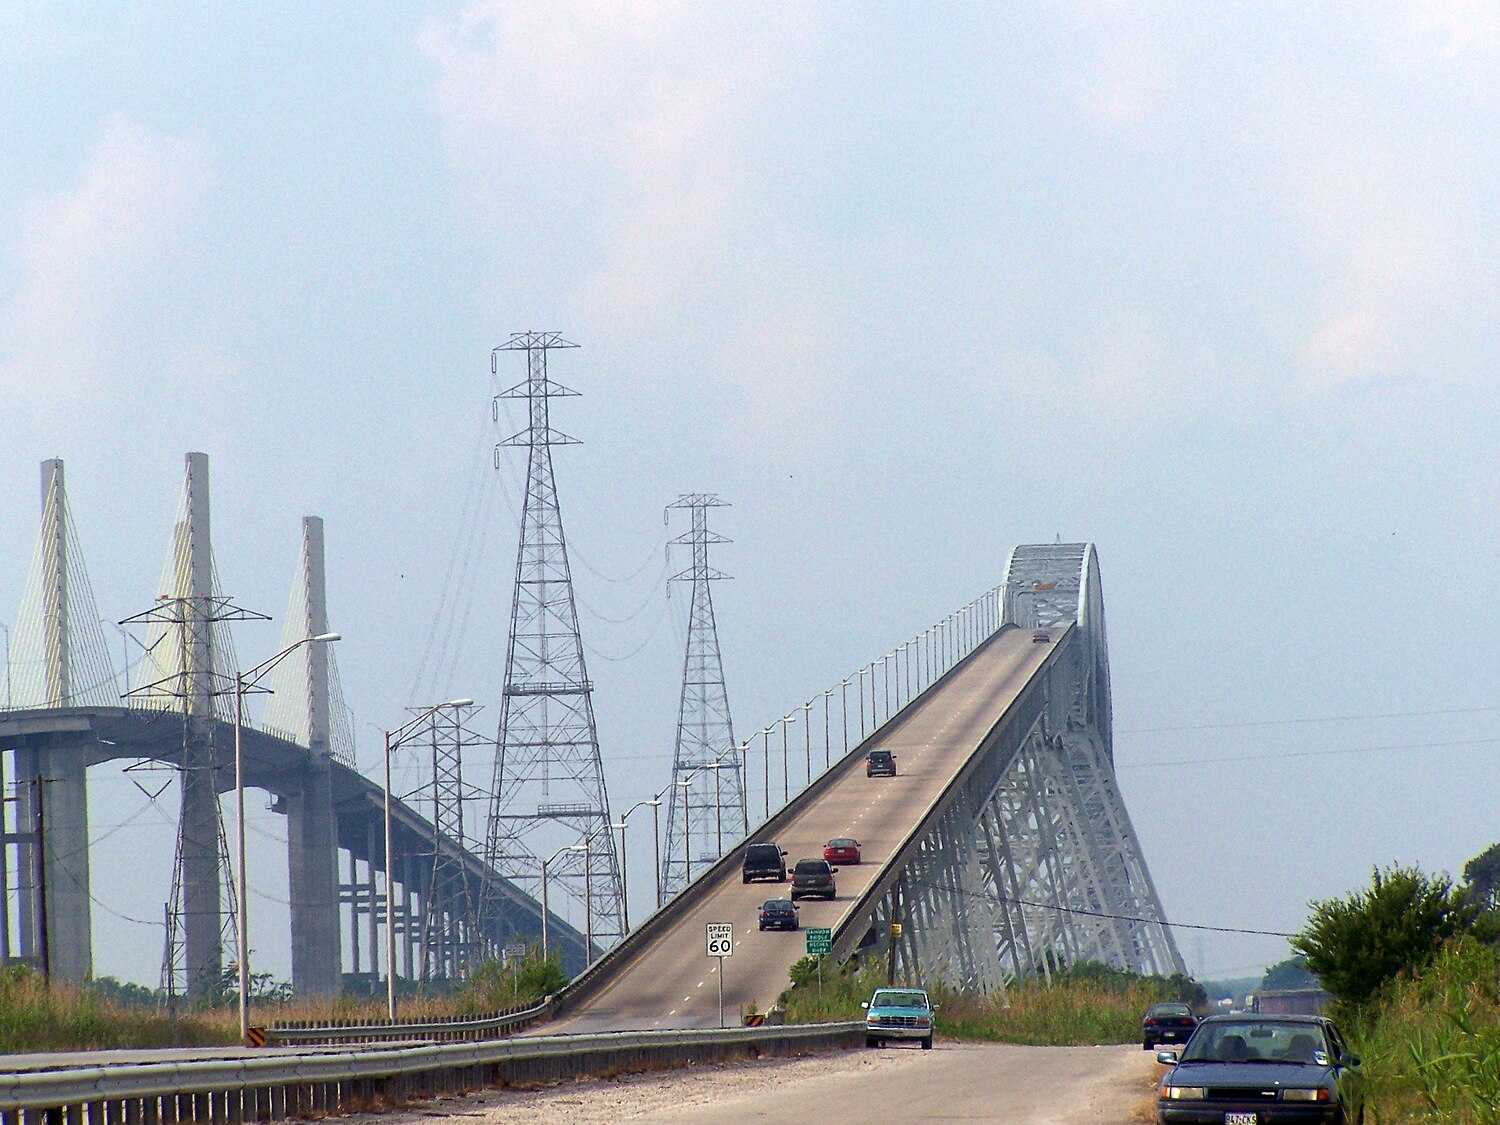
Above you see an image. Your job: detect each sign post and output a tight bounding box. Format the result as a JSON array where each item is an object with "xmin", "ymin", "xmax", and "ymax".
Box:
[
  {"xmin": 805, "ymin": 928, "xmax": 832, "ymax": 994},
  {"xmin": 706, "ymin": 922, "xmax": 733, "ymax": 1027},
  {"xmin": 503, "ymin": 943, "xmax": 527, "ymax": 1000}
]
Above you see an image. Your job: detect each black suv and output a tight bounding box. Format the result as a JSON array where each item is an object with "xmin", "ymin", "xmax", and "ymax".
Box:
[
  {"xmin": 791, "ymin": 858, "xmax": 838, "ymax": 900},
  {"xmin": 758, "ymin": 899, "xmax": 800, "ymax": 931},
  {"xmin": 742, "ymin": 842, "xmax": 788, "ymax": 884},
  {"xmin": 866, "ymin": 749, "xmax": 897, "ymax": 777}
]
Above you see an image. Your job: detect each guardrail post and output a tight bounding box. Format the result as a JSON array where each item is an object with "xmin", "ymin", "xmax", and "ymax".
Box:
[{"xmin": 139, "ymin": 1095, "xmax": 158, "ymax": 1125}]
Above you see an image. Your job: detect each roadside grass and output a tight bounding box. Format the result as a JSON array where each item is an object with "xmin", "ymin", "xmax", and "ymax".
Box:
[
  {"xmin": 0, "ymin": 967, "xmax": 235, "ymax": 1053},
  {"xmin": 781, "ymin": 955, "xmax": 1191, "ymax": 1046},
  {"xmin": 1347, "ymin": 937, "xmax": 1500, "ymax": 1124},
  {"xmin": 0, "ymin": 951, "xmax": 566, "ymax": 1053}
]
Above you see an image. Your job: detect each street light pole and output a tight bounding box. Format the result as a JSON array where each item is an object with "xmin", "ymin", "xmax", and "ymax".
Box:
[
  {"xmin": 381, "ymin": 696, "xmax": 472, "ymax": 1020},
  {"xmin": 802, "ymin": 701, "xmax": 812, "ymax": 787},
  {"xmin": 822, "ymin": 690, "xmax": 832, "ymax": 771},
  {"xmin": 0, "ymin": 622, "xmax": 10, "ymax": 709},
  {"xmin": 232, "ymin": 631, "xmax": 341, "ymax": 1042}
]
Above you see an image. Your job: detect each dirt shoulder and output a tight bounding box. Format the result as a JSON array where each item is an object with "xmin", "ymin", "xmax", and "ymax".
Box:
[{"xmin": 368, "ymin": 1041, "xmax": 1156, "ymax": 1125}]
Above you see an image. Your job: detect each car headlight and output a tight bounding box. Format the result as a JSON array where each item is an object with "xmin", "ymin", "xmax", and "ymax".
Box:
[
  {"xmin": 1282, "ymin": 1089, "xmax": 1330, "ymax": 1102},
  {"xmin": 1162, "ymin": 1086, "xmax": 1206, "ymax": 1101}
]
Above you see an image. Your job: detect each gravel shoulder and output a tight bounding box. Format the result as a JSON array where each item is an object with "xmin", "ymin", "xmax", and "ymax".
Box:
[{"xmin": 368, "ymin": 1041, "xmax": 1155, "ymax": 1125}]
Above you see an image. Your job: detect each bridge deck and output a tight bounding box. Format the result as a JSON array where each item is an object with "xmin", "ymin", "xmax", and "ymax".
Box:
[{"xmin": 550, "ymin": 626, "xmax": 1061, "ymax": 1032}]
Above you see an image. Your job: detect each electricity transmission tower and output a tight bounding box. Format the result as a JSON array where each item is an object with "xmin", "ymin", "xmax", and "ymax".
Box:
[
  {"xmin": 415, "ymin": 702, "xmax": 486, "ymax": 981},
  {"xmin": 661, "ymin": 494, "xmax": 745, "ymax": 898},
  {"xmin": 481, "ymin": 333, "xmax": 623, "ymax": 955}
]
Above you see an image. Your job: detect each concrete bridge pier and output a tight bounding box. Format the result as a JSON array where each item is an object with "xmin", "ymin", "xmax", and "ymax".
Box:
[
  {"xmin": 284, "ymin": 517, "xmax": 342, "ymax": 997},
  {"xmin": 179, "ymin": 452, "xmax": 225, "ymax": 1003},
  {"xmin": 13, "ymin": 461, "xmax": 94, "ymax": 982}
]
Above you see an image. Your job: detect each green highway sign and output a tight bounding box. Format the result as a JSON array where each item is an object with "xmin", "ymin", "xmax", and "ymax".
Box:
[{"xmin": 805, "ymin": 927, "xmax": 832, "ymax": 955}]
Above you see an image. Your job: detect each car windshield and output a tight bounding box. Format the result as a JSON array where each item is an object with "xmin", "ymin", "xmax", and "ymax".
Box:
[
  {"xmin": 794, "ymin": 860, "xmax": 828, "ymax": 875},
  {"xmin": 746, "ymin": 845, "xmax": 779, "ymax": 860},
  {"xmin": 869, "ymin": 751, "xmax": 892, "ymax": 761},
  {"xmin": 762, "ymin": 900, "xmax": 792, "ymax": 911},
  {"xmin": 1150, "ymin": 1003, "xmax": 1193, "ymax": 1017},
  {"xmin": 1181, "ymin": 1021, "xmax": 1329, "ymax": 1064},
  {"xmin": 872, "ymin": 990, "xmax": 928, "ymax": 1008},
  {"xmin": 829, "ymin": 838, "xmax": 855, "ymax": 847}
]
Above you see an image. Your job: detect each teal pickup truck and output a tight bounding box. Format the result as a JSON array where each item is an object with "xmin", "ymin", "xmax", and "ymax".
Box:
[{"xmin": 862, "ymin": 987, "xmax": 936, "ymax": 1049}]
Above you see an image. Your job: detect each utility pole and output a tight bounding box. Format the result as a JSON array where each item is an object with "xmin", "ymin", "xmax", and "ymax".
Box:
[
  {"xmin": 31, "ymin": 777, "xmax": 50, "ymax": 984},
  {"xmin": 661, "ymin": 495, "xmax": 744, "ymax": 898},
  {"xmin": 481, "ymin": 334, "xmax": 624, "ymax": 960}
]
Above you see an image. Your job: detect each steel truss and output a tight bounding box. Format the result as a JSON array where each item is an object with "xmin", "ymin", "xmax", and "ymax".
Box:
[{"xmin": 865, "ymin": 544, "xmax": 1183, "ymax": 993}]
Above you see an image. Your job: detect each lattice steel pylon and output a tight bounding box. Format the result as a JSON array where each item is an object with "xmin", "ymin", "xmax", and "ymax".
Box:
[
  {"xmin": 661, "ymin": 494, "xmax": 745, "ymax": 898},
  {"xmin": 417, "ymin": 702, "xmax": 485, "ymax": 981},
  {"xmin": 481, "ymin": 333, "xmax": 623, "ymax": 955}
]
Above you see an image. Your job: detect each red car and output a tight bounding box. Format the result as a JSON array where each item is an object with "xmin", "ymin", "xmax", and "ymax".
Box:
[{"xmin": 823, "ymin": 837, "xmax": 861, "ymax": 865}]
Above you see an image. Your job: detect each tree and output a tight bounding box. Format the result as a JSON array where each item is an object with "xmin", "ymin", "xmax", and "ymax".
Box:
[
  {"xmin": 1260, "ymin": 956, "xmax": 1317, "ymax": 991},
  {"xmin": 1463, "ymin": 843, "xmax": 1500, "ymax": 911},
  {"xmin": 1292, "ymin": 865, "xmax": 1480, "ymax": 1008}
]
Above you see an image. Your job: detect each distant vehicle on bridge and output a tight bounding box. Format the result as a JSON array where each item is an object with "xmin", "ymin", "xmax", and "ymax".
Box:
[
  {"xmin": 742, "ymin": 842, "xmax": 789, "ymax": 884},
  {"xmin": 790, "ymin": 858, "xmax": 838, "ymax": 901},
  {"xmin": 757, "ymin": 899, "xmax": 800, "ymax": 931},
  {"xmin": 863, "ymin": 987, "xmax": 936, "ymax": 1050},
  {"xmin": 823, "ymin": 838, "xmax": 861, "ymax": 865},
  {"xmin": 1031, "ymin": 629, "xmax": 1051, "ymax": 643},
  {"xmin": 866, "ymin": 749, "xmax": 897, "ymax": 777}
]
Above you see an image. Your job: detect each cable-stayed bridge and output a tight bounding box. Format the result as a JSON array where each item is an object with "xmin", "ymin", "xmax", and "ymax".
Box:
[
  {"xmin": 0, "ymin": 455, "xmax": 586, "ymax": 1000},
  {"xmin": 0, "ymin": 453, "xmax": 1179, "ymax": 1024}
]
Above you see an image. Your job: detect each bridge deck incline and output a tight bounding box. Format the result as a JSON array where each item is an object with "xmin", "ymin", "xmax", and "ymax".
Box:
[{"xmin": 550, "ymin": 625, "xmax": 1060, "ymax": 1032}]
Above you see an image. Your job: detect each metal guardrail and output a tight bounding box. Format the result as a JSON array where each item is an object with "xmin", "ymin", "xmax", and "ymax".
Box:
[
  {"xmin": 266, "ymin": 999, "xmax": 551, "ymax": 1044},
  {"xmin": 0, "ymin": 1022, "xmax": 864, "ymax": 1120}
]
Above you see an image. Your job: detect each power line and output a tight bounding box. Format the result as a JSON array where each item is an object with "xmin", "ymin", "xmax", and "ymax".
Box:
[
  {"xmin": 1120, "ymin": 704, "xmax": 1500, "ymax": 735},
  {"xmin": 909, "ymin": 879, "xmax": 1296, "ymax": 939},
  {"xmin": 1117, "ymin": 735, "xmax": 1500, "ymax": 771}
]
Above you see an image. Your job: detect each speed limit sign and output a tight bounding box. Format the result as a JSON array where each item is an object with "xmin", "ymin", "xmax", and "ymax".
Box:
[{"xmin": 706, "ymin": 922, "xmax": 734, "ymax": 958}]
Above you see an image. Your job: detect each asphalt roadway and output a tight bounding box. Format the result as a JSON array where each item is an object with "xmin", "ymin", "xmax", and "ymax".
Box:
[{"xmin": 551, "ymin": 627, "xmax": 1059, "ymax": 1032}]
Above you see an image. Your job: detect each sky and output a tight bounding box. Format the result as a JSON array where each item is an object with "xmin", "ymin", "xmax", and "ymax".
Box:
[{"xmin": 1, "ymin": 1, "xmax": 1497, "ymax": 988}]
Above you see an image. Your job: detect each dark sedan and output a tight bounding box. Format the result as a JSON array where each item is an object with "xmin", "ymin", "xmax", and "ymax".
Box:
[
  {"xmin": 1143, "ymin": 1001, "xmax": 1198, "ymax": 1049},
  {"xmin": 757, "ymin": 898, "xmax": 799, "ymax": 931},
  {"xmin": 790, "ymin": 858, "xmax": 838, "ymax": 901},
  {"xmin": 1157, "ymin": 1014, "xmax": 1364, "ymax": 1124}
]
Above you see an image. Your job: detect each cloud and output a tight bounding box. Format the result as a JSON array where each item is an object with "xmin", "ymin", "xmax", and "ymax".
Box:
[
  {"xmin": 1290, "ymin": 139, "xmax": 1457, "ymax": 391},
  {"xmin": 418, "ymin": 1, "xmax": 817, "ymax": 322},
  {"xmin": 0, "ymin": 115, "xmax": 212, "ymax": 408}
]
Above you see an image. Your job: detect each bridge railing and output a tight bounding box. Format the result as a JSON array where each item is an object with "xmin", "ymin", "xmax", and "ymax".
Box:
[{"xmin": 0, "ymin": 1022, "xmax": 865, "ymax": 1121}]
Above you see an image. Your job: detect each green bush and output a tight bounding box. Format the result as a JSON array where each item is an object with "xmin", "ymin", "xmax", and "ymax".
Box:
[
  {"xmin": 456, "ymin": 950, "xmax": 567, "ymax": 1014},
  {"xmin": 1294, "ymin": 865, "xmax": 1479, "ymax": 1009}
]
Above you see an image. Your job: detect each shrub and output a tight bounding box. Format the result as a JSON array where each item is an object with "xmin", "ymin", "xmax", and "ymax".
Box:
[{"xmin": 1294, "ymin": 865, "xmax": 1479, "ymax": 1009}]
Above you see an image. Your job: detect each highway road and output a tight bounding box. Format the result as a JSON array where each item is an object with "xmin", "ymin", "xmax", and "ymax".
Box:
[
  {"xmin": 552, "ymin": 627, "xmax": 1060, "ymax": 1032},
  {"xmin": 378, "ymin": 1042, "xmax": 1152, "ymax": 1124}
]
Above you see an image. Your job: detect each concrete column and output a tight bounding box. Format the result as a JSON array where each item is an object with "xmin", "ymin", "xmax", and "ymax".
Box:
[
  {"xmin": 285, "ymin": 517, "xmax": 341, "ymax": 998},
  {"xmin": 24, "ymin": 462, "xmax": 93, "ymax": 981},
  {"xmin": 180, "ymin": 451, "xmax": 223, "ymax": 1003}
]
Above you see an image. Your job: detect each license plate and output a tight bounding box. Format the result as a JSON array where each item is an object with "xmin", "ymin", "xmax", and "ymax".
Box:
[{"xmin": 1224, "ymin": 1115, "xmax": 1257, "ymax": 1125}]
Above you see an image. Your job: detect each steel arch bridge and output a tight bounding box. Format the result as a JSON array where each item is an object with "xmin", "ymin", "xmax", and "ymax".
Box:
[{"xmin": 547, "ymin": 542, "xmax": 1182, "ymax": 1032}]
